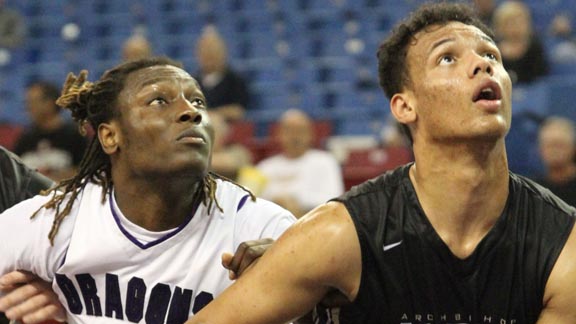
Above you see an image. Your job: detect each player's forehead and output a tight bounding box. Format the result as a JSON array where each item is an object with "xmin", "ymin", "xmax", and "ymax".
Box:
[
  {"xmin": 124, "ymin": 65, "xmax": 199, "ymax": 92},
  {"xmin": 410, "ymin": 21, "xmax": 495, "ymax": 56}
]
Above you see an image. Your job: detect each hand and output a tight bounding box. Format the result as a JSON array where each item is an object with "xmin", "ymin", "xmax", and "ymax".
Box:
[
  {"xmin": 222, "ymin": 238, "xmax": 274, "ymax": 280},
  {"xmin": 0, "ymin": 271, "xmax": 65, "ymax": 324}
]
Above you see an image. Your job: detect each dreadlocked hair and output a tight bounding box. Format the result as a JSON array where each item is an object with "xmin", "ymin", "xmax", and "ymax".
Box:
[
  {"xmin": 33, "ymin": 56, "xmax": 192, "ymax": 245},
  {"xmin": 203, "ymin": 172, "xmax": 257, "ymax": 213}
]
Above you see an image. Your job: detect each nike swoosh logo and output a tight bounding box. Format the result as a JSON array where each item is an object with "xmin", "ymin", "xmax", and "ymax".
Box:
[{"xmin": 383, "ymin": 240, "xmax": 403, "ymax": 251}]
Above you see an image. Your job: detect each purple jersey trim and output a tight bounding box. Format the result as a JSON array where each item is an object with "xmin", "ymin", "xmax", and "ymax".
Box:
[
  {"xmin": 60, "ymin": 248, "xmax": 69, "ymax": 268},
  {"xmin": 236, "ymin": 194, "xmax": 249, "ymax": 212},
  {"xmin": 109, "ymin": 193, "xmax": 200, "ymax": 250}
]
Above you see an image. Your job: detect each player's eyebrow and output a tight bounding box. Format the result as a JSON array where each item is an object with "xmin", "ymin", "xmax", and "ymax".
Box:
[
  {"xmin": 480, "ymin": 34, "xmax": 496, "ymax": 45},
  {"xmin": 428, "ymin": 33, "xmax": 496, "ymax": 55},
  {"xmin": 429, "ymin": 37, "xmax": 454, "ymax": 55}
]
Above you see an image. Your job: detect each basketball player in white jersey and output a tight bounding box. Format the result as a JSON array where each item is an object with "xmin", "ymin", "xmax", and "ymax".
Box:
[{"xmin": 0, "ymin": 57, "xmax": 296, "ymax": 323}]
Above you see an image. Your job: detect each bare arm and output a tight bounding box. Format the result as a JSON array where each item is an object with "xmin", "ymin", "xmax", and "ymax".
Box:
[
  {"xmin": 221, "ymin": 238, "xmax": 274, "ymax": 280},
  {"xmin": 537, "ymin": 225, "xmax": 576, "ymax": 323},
  {"xmin": 187, "ymin": 201, "xmax": 362, "ymax": 324}
]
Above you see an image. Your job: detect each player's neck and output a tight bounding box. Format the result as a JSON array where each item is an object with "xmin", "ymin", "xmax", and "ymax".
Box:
[
  {"xmin": 112, "ymin": 177, "xmax": 202, "ymax": 232},
  {"xmin": 409, "ymin": 140, "xmax": 509, "ymax": 258}
]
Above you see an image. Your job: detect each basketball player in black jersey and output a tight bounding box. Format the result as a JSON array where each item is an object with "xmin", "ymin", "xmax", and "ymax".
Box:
[
  {"xmin": 0, "ymin": 146, "xmax": 60, "ymax": 324},
  {"xmin": 188, "ymin": 3, "xmax": 576, "ymax": 324},
  {"xmin": 0, "ymin": 146, "xmax": 54, "ymax": 214}
]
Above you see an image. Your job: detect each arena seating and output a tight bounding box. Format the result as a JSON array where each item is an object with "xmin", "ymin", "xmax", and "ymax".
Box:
[{"xmin": 0, "ymin": 0, "xmax": 575, "ymax": 178}]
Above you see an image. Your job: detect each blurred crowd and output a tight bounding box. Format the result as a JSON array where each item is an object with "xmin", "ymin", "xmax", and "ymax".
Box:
[{"xmin": 0, "ymin": 0, "xmax": 575, "ymax": 210}]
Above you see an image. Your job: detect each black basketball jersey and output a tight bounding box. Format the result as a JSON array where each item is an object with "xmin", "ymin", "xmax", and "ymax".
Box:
[
  {"xmin": 315, "ymin": 163, "xmax": 575, "ymax": 324},
  {"xmin": 0, "ymin": 145, "xmax": 53, "ymax": 213}
]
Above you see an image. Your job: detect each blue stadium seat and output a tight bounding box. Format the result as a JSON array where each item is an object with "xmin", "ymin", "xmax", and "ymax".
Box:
[
  {"xmin": 6, "ymin": 0, "xmax": 575, "ymax": 141},
  {"xmin": 234, "ymin": 32, "xmax": 279, "ymax": 60},
  {"xmin": 549, "ymin": 59, "xmax": 576, "ymax": 77},
  {"xmin": 546, "ymin": 76, "xmax": 576, "ymax": 121},
  {"xmin": 29, "ymin": 41, "xmax": 65, "ymax": 63},
  {"xmin": 84, "ymin": 13, "xmax": 135, "ymax": 39},
  {"xmin": 90, "ymin": 0, "xmax": 135, "ymax": 15},
  {"xmin": 248, "ymin": 62, "xmax": 286, "ymax": 83},
  {"xmin": 233, "ymin": 10, "xmax": 276, "ymax": 33},
  {"xmin": 511, "ymin": 80, "xmax": 550, "ymax": 118},
  {"xmin": 28, "ymin": 16, "xmax": 65, "ymax": 40},
  {"xmin": 26, "ymin": 61, "xmax": 70, "ymax": 86},
  {"xmin": 155, "ymin": 10, "xmax": 207, "ymax": 36},
  {"xmin": 506, "ymin": 116, "xmax": 545, "ymax": 178},
  {"xmin": 229, "ymin": 0, "xmax": 265, "ymax": 11}
]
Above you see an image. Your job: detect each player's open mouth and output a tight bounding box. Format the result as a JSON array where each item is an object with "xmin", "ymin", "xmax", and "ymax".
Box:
[{"xmin": 473, "ymin": 81, "xmax": 502, "ymax": 102}]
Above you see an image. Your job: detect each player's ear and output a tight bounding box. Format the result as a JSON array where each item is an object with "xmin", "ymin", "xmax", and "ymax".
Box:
[
  {"xmin": 98, "ymin": 121, "xmax": 121, "ymax": 155},
  {"xmin": 390, "ymin": 92, "xmax": 417, "ymax": 125}
]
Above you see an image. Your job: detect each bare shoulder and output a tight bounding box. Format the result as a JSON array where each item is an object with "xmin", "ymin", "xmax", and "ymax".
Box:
[
  {"xmin": 185, "ymin": 201, "xmax": 362, "ymax": 324},
  {"xmin": 539, "ymin": 225, "xmax": 576, "ymax": 323},
  {"xmin": 292, "ymin": 201, "xmax": 354, "ymax": 234},
  {"xmin": 279, "ymin": 201, "xmax": 361, "ymax": 298}
]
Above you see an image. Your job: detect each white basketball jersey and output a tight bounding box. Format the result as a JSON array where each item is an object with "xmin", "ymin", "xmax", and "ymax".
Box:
[{"xmin": 0, "ymin": 180, "xmax": 295, "ymax": 323}]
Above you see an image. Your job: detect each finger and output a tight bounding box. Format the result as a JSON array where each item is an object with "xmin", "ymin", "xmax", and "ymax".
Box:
[
  {"xmin": 258, "ymin": 238, "xmax": 275, "ymax": 245},
  {"xmin": 0, "ymin": 271, "xmax": 36, "ymax": 287},
  {"xmin": 229, "ymin": 239, "xmax": 275, "ymax": 276},
  {"xmin": 0, "ymin": 283, "xmax": 46, "ymax": 311},
  {"xmin": 227, "ymin": 242, "xmax": 249, "ymax": 274},
  {"xmin": 236, "ymin": 243, "xmax": 272, "ymax": 277},
  {"xmin": 6, "ymin": 291, "xmax": 63, "ymax": 323},
  {"xmin": 221, "ymin": 253, "xmax": 237, "ymax": 280},
  {"xmin": 221, "ymin": 253, "xmax": 233, "ymax": 269},
  {"xmin": 21, "ymin": 303, "xmax": 66, "ymax": 324},
  {"xmin": 4, "ymin": 292, "xmax": 53, "ymax": 321}
]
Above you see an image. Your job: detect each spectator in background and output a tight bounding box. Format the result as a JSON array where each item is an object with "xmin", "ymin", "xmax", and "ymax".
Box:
[
  {"xmin": 535, "ymin": 116, "xmax": 576, "ymax": 206},
  {"xmin": 257, "ymin": 109, "xmax": 344, "ymax": 218},
  {"xmin": 121, "ymin": 33, "xmax": 153, "ymax": 62},
  {"xmin": 472, "ymin": 0, "xmax": 496, "ymax": 27},
  {"xmin": 209, "ymin": 111, "xmax": 252, "ymax": 181},
  {"xmin": 13, "ymin": 81, "xmax": 87, "ymax": 181},
  {"xmin": 195, "ymin": 26, "xmax": 249, "ymax": 122},
  {"xmin": 549, "ymin": 14, "xmax": 576, "ymax": 64},
  {"xmin": 0, "ymin": 0, "xmax": 26, "ymax": 48},
  {"xmin": 492, "ymin": 0, "xmax": 549, "ymax": 84}
]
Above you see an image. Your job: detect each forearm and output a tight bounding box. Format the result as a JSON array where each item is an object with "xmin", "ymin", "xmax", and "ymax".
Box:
[{"xmin": 188, "ymin": 202, "xmax": 361, "ymax": 324}]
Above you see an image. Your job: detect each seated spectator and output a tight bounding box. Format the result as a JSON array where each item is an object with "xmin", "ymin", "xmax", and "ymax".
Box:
[
  {"xmin": 0, "ymin": 0, "xmax": 26, "ymax": 49},
  {"xmin": 473, "ymin": 0, "xmax": 496, "ymax": 27},
  {"xmin": 209, "ymin": 111, "xmax": 253, "ymax": 181},
  {"xmin": 13, "ymin": 81, "xmax": 87, "ymax": 181},
  {"xmin": 492, "ymin": 1, "xmax": 549, "ymax": 84},
  {"xmin": 535, "ymin": 116, "xmax": 576, "ymax": 206},
  {"xmin": 195, "ymin": 26, "xmax": 250, "ymax": 122},
  {"xmin": 549, "ymin": 14, "xmax": 576, "ymax": 64},
  {"xmin": 256, "ymin": 109, "xmax": 344, "ymax": 217},
  {"xmin": 121, "ymin": 33, "xmax": 153, "ymax": 62}
]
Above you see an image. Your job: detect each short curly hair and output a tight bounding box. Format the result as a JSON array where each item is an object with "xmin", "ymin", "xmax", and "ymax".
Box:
[{"xmin": 377, "ymin": 2, "xmax": 494, "ymax": 142}]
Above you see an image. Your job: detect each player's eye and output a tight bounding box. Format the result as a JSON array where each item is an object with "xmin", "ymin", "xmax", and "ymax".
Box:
[
  {"xmin": 149, "ymin": 97, "xmax": 168, "ymax": 106},
  {"xmin": 439, "ymin": 55, "xmax": 455, "ymax": 65},
  {"xmin": 484, "ymin": 52, "xmax": 498, "ymax": 61},
  {"xmin": 191, "ymin": 98, "xmax": 206, "ymax": 108}
]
